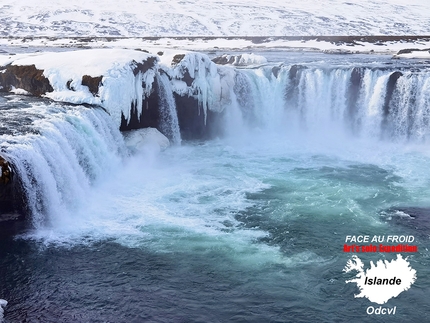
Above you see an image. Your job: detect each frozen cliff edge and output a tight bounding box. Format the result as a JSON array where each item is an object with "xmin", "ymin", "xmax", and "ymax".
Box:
[
  {"xmin": 2, "ymin": 47, "xmax": 430, "ymax": 226},
  {"xmin": 0, "ymin": 49, "xmax": 158, "ymax": 128},
  {"xmin": 0, "ymin": 49, "xmax": 241, "ymax": 139},
  {"xmin": 0, "ymin": 48, "xmax": 244, "ymax": 223}
]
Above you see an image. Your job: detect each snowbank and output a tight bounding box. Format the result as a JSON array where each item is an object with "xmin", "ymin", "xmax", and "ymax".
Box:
[
  {"xmin": 0, "ymin": 48, "xmax": 245, "ymax": 133},
  {"xmin": 1, "ymin": 49, "xmax": 158, "ymax": 126},
  {"xmin": 393, "ymin": 49, "xmax": 430, "ymax": 59}
]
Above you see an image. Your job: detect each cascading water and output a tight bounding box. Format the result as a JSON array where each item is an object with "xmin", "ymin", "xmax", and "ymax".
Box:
[
  {"xmin": 223, "ymin": 64, "xmax": 430, "ymax": 143},
  {"xmin": 2, "ymin": 58, "xmax": 430, "ymax": 230},
  {"xmin": 234, "ymin": 67, "xmax": 288, "ymax": 132},
  {"xmin": 155, "ymin": 73, "xmax": 182, "ymax": 144},
  {"xmin": 2, "ymin": 52, "xmax": 430, "ymax": 323},
  {"xmin": 0, "ymin": 96, "xmax": 125, "ymax": 229}
]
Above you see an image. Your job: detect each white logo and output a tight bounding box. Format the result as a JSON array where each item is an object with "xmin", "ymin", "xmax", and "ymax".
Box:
[{"xmin": 343, "ymin": 254, "xmax": 416, "ymax": 304}]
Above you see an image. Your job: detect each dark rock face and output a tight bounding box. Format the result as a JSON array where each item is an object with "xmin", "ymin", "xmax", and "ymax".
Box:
[
  {"xmin": 120, "ymin": 76, "xmax": 161, "ymax": 132},
  {"xmin": 396, "ymin": 48, "xmax": 430, "ymax": 55},
  {"xmin": 0, "ymin": 155, "xmax": 24, "ymax": 223},
  {"xmin": 347, "ymin": 67, "xmax": 365, "ymax": 133},
  {"xmin": 132, "ymin": 57, "xmax": 158, "ymax": 75},
  {"xmin": 212, "ymin": 55, "xmax": 236, "ymax": 65},
  {"xmin": 285, "ymin": 65, "xmax": 306, "ymax": 104},
  {"xmin": 174, "ymin": 93, "xmax": 224, "ymax": 140},
  {"xmin": 174, "ymin": 93, "xmax": 207, "ymax": 140},
  {"xmin": 81, "ymin": 75, "xmax": 103, "ymax": 96},
  {"xmin": 0, "ymin": 64, "xmax": 53, "ymax": 96},
  {"xmin": 172, "ymin": 54, "xmax": 186, "ymax": 65},
  {"xmin": 383, "ymin": 71, "xmax": 403, "ymax": 117},
  {"xmin": 120, "ymin": 77, "xmax": 220, "ymax": 140}
]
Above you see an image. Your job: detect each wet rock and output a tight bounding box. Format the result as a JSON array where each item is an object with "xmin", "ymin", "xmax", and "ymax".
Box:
[{"xmin": 0, "ymin": 155, "xmax": 24, "ymax": 222}]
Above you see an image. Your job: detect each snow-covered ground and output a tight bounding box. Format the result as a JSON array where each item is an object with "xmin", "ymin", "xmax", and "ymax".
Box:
[
  {"xmin": 1, "ymin": 0, "xmax": 430, "ymax": 37},
  {"xmin": 2, "ymin": 36, "xmax": 430, "ymax": 57}
]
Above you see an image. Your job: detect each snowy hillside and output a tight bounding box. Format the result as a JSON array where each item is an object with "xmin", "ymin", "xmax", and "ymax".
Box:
[{"xmin": 1, "ymin": 0, "xmax": 430, "ymax": 37}]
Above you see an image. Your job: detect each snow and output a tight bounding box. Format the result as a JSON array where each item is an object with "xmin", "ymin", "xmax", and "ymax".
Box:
[
  {"xmin": 123, "ymin": 128, "xmax": 170, "ymax": 153},
  {"xmin": 0, "ymin": 1, "xmax": 429, "ymax": 60},
  {"xmin": 2, "ymin": 36, "xmax": 430, "ymax": 57},
  {"xmin": 0, "ymin": 48, "xmax": 239, "ymax": 126},
  {"xmin": 1, "ymin": 49, "xmax": 158, "ymax": 126},
  {"xmin": 9, "ymin": 86, "xmax": 30, "ymax": 95},
  {"xmin": 393, "ymin": 50, "xmax": 430, "ymax": 59},
  {"xmin": 0, "ymin": 0, "xmax": 429, "ymax": 37}
]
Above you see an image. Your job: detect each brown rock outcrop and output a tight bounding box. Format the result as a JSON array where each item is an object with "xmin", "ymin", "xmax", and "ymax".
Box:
[{"xmin": 0, "ymin": 64, "xmax": 53, "ymax": 96}]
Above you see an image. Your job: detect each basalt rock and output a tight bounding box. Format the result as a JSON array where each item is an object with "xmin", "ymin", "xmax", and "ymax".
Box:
[
  {"xmin": 120, "ymin": 81, "xmax": 160, "ymax": 132},
  {"xmin": 0, "ymin": 64, "xmax": 53, "ymax": 96},
  {"xmin": 0, "ymin": 155, "xmax": 24, "ymax": 223},
  {"xmin": 174, "ymin": 93, "xmax": 223, "ymax": 140},
  {"xmin": 212, "ymin": 55, "xmax": 236, "ymax": 65},
  {"xmin": 172, "ymin": 54, "xmax": 186, "ymax": 65},
  {"xmin": 81, "ymin": 75, "xmax": 103, "ymax": 96},
  {"xmin": 132, "ymin": 57, "xmax": 158, "ymax": 76},
  {"xmin": 120, "ymin": 76, "xmax": 221, "ymax": 140},
  {"xmin": 396, "ymin": 48, "xmax": 430, "ymax": 55}
]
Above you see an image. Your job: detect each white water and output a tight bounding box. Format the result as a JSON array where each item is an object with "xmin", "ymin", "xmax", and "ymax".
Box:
[
  {"xmin": 2, "ymin": 60, "xmax": 430, "ymax": 267},
  {"xmin": 156, "ymin": 73, "xmax": 182, "ymax": 144},
  {"xmin": 1, "ymin": 100, "xmax": 125, "ymax": 230}
]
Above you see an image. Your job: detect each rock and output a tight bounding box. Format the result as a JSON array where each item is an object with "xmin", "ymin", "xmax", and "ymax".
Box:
[
  {"xmin": 123, "ymin": 128, "xmax": 170, "ymax": 154},
  {"xmin": 212, "ymin": 53, "xmax": 267, "ymax": 66},
  {"xmin": 396, "ymin": 48, "xmax": 424, "ymax": 55},
  {"xmin": 131, "ymin": 57, "xmax": 158, "ymax": 76},
  {"xmin": 0, "ymin": 155, "xmax": 25, "ymax": 222},
  {"xmin": 172, "ymin": 54, "xmax": 186, "ymax": 66},
  {"xmin": 0, "ymin": 157, "xmax": 12, "ymax": 186},
  {"xmin": 0, "ymin": 64, "xmax": 53, "ymax": 96},
  {"xmin": 81, "ymin": 75, "xmax": 103, "ymax": 96}
]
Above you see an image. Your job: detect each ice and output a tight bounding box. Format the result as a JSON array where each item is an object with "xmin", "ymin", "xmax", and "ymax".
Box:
[
  {"xmin": 123, "ymin": 128, "xmax": 170, "ymax": 154},
  {"xmin": 4, "ymin": 49, "xmax": 158, "ymax": 126}
]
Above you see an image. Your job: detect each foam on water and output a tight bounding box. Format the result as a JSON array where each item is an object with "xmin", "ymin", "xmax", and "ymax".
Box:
[
  {"xmin": 4, "ymin": 58, "xmax": 430, "ymax": 270},
  {"xmin": 22, "ymin": 129, "xmax": 430, "ymax": 272},
  {"xmin": 0, "ymin": 299, "xmax": 6, "ymax": 322}
]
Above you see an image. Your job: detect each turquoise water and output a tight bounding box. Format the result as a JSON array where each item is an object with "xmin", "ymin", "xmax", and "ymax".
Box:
[
  {"xmin": 1, "ymin": 52, "xmax": 430, "ymax": 321},
  {"xmin": 2, "ymin": 131, "xmax": 430, "ymax": 322}
]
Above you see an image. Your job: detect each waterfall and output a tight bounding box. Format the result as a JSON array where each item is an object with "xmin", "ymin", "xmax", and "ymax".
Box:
[
  {"xmin": 3, "ymin": 52, "xmax": 430, "ymax": 226},
  {"xmin": 224, "ymin": 64, "xmax": 430, "ymax": 143},
  {"xmin": 0, "ymin": 101, "xmax": 125, "ymax": 228},
  {"xmin": 156, "ymin": 73, "xmax": 182, "ymax": 145}
]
